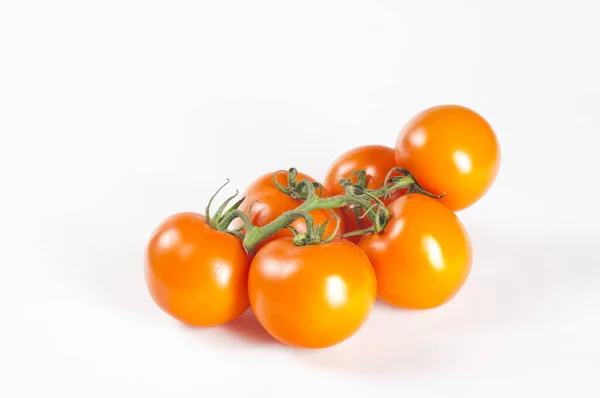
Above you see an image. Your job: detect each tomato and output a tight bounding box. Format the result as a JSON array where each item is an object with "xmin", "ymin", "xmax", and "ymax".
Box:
[
  {"xmin": 248, "ymin": 238, "xmax": 376, "ymax": 348},
  {"xmin": 238, "ymin": 171, "xmax": 344, "ymax": 249},
  {"xmin": 323, "ymin": 145, "xmax": 405, "ymax": 243},
  {"xmin": 145, "ymin": 212, "xmax": 251, "ymax": 326},
  {"xmin": 359, "ymin": 194, "xmax": 472, "ymax": 309},
  {"xmin": 394, "ymin": 105, "xmax": 501, "ymax": 211}
]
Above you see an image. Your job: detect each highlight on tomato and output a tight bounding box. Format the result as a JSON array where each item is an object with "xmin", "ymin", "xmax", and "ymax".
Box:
[
  {"xmin": 237, "ymin": 170, "xmax": 344, "ymax": 249},
  {"xmin": 359, "ymin": 194, "xmax": 472, "ymax": 309},
  {"xmin": 144, "ymin": 212, "xmax": 251, "ymax": 326},
  {"xmin": 394, "ymin": 105, "xmax": 501, "ymax": 211},
  {"xmin": 323, "ymin": 145, "xmax": 405, "ymax": 243},
  {"xmin": 248, "ymin": 237, "xmax": 377, "ymax": 348}
]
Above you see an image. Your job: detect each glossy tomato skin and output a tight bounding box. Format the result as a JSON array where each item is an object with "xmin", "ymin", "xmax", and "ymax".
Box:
[
  {"xmin": 238, "ymin": 171, "xmax": 344, "ymax": 248},
  {"xmin": 249, "ymin": 238, "xmax": 377, "ymax": 348},
  {"xmin": 395, "ymin": 105, "xmax": 500, "ymax": 211},
  {"xmin": 323, "ymin": 145, "xmax": 405, "ymax": 243},
  {"xmin": 359, "ymin": 194, "xmax": 472, "ymax": 309},
  {"xmin": 145, "ymin": 212, "xmax": 251, "ymax": 326}
]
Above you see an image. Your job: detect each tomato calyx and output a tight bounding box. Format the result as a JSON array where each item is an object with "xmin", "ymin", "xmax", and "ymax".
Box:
[
  {"xmin": 338, "ymin": 169, "xmax": 369, "ymax": 195},
  {"xmin": 204, "ymin": 179, "xmax": 252, "ymax": 239},
  {"xmin": 387, "ymin": 168, "xmax": 445, "ymax": 199},
  {"xmin": 272, "ymin": 168, "xmax": 324, "ymax": 199},
  {"xmin": 287, "ymin": 209, "xmax": 342, "ymax": 246}
]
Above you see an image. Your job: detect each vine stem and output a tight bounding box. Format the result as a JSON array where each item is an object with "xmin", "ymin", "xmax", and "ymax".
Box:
[
  {"xmin": 340, "ymin": 227, "xmax": 375, "ymax": 238},
  {"xmin": 213, "ymin": 167, "xmax": 437, "ymax": 253},
  {"xmin": 367, "ymin": 174, "xmax": 415, "ymax": 197},
  {"xmin": 242, "ymin": 194, "xmax": 382, "ymax": 253}
]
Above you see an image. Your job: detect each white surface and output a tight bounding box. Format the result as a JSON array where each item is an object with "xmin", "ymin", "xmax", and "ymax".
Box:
[{"xmin": 1, "ymin": 1, "xmax": 599, "ymax": 396}]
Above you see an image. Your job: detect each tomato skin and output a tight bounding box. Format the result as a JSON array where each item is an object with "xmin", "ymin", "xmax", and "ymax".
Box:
[
  {"xmin": 394, "ymin": 105, "xmax": 500, "ymax": 211},
  {"xmin": 145, "ymin": 212, "xmax": 251, "ymax": 326},
  {"xmin": 359, "ymin": 194, "xmax": 472, "ymax": 309},
  {"xmin": 238, "ymin": 171, "xmax": 344, "ymax": 249},
  {"xmin": 248, "ymin": 238, "xmax": 377, "ymax": 348},
  {"xmin": 323, "ymin": 145, "xmax": 404, "ymax": 243}
]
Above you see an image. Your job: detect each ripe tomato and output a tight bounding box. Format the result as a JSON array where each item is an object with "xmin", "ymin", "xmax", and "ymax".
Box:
[
  {"xmin": 249, "ymin": 238, "xmax": 377, "ymax": 348},
  {"xmin": 323, "ymin": 145, "xmax": 405, "ymax": 243},
  {"xmin": 394, "ymin": 105, "xmax": 500, "ymax": 211},
  {"xmin": 238, "ymin": 171, "xmax": 344, "ymax": 249},
  {"xmin": 145, "ymin": 212, "xmax": 251, "ymax": 326},
  {"xmin": 359, "ymin": 194, "xmax": 472, "ymax": 309}
]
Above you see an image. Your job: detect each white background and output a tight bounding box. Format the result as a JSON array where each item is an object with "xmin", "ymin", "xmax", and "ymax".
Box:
[{"xmin": 1, "ymin": 1, "xmax": 599, "ymax": 396}]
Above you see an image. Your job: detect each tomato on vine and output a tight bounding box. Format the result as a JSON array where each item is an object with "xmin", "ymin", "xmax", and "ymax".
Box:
[
  {"xmin": 395, "ymin": 105, "xmax": 500, "ymax": 211},
  {"xmin": 145, "ymin": 212, "xmax": 251, "ymax": 326},
  {"xmin": 359, "ymin": 194, "xmax": 472, "ymax": 309},
  {"xmin": 323, "ymin": 145, "xmax": 405, "ymax": 243},
  {"xmin": 238, "ymin": 170, "xmax": 344, "ymax": 249},
  {"xmin": 249, "ymin": 237, "xmax": 377, "ymax": 348}
]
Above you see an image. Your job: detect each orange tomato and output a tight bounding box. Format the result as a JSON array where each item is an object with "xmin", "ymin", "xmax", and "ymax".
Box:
[
  {"xmin": 394, "ymin": 105, "xmax": 501, "ymax": 211},
  {"xmin": 248, "ymin": 238, "xmax": 377, "ymax": 348},
  {"xmin": 238, "ymin": 171, "xmax": 344, "ymax": 249},
  {"xmin": 359, "ymin": 194, "xmax": 472, "ymax": 309},
  {"xmin": 323, "ymin": 145, "xmax": 405, "ymax": 243},
  {"xmin": 145, "ymin": 212, "xmax": 251, "ymax": 326}
]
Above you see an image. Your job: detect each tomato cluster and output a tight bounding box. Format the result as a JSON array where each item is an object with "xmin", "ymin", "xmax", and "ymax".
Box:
[{"xmin": 144, "ymin": 104, "xmax": 500, "ymax": 349}]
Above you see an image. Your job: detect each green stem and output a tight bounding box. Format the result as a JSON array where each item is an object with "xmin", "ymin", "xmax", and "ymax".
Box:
[
  {"xmin": 211, "ymin": 167, "xmax": 440, "ymax": 252},
  {"xmin": 217, "ymin": 209, "xmax": 253, "ymax": 232},
  {"xmin": 341, "ymin": 227, "xmax": 375, "ymax": 238},
  {"xmin": 367, "ymin": 175, "xmax": 415, "ymax": 197},
  {"xmin": 242, "ymin": 194, "xmax": 382, "ymax": 252}
]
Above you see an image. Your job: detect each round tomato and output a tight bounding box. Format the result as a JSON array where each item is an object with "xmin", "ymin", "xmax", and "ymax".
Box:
[
  {"xmin": 323, "ymin": 145, "xmax": 405, "ymax": 243},
  {"xmin": 394, "ymin": 105, "xmax": 500, "ymax": 211},
  {"xmin": 238, "ymin": 171, "xmax": 344, "ymax": 249},
  {"xmin": 249, "ymin": 238, "xmax": 376, "ymax": 348},
  {"xmin": 145, "ymin": 212, "xmax": 251, "ymax": 326},
  {"xmin": 359, "ymin": 194, "xmax": 472, "ymax": 309}
]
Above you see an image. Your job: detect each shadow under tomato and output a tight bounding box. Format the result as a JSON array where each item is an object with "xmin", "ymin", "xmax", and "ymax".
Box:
[
  {"xmin": 221, "ymin": 309, "xmax": 278, "ymax": 346},
  {"xmin": 175, "ymin": 309, "xmax": 278, "ymax": 350}
]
